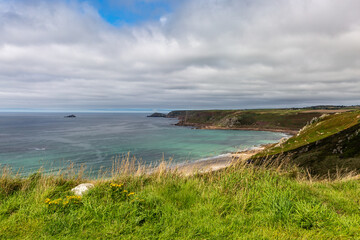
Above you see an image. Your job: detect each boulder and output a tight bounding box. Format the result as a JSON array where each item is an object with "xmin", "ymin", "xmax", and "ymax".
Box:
[{"xmin": 71, "ymin": 183, "xmax": 94, "ymax": 196}]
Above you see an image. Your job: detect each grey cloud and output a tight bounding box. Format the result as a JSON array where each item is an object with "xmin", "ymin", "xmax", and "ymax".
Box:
[{"xmin": 0, "ymin": 0, "xmax": 360, "ymax": 110}]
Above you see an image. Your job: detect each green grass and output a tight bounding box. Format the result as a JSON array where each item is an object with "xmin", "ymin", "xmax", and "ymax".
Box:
[
  {"xmin": 217, "ymin": 110, "xmax": 323, "ymax": 130},
  {"xmin": 264, "ymin": 111, "xmax": 360, "ymax": 155},
  {"xmin": 168, "ymin": 108, "xmax": 356, "ymax": 131},
  {"xmin": 1, "ymin": 164, "xmax": 359, "ymax": 239}
]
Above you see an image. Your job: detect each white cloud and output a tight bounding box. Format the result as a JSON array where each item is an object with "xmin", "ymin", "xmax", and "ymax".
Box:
[
  {"xmin": 0, "ymin": 0, "xmax": 360, "ymax": 110},
  {"xmin": 159, "ymin": 16, "xmax": 167, "ymax": 26}
]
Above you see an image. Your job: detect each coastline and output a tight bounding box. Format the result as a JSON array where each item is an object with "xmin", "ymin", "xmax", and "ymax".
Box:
[
  {"xmin": 174, "ymin": 144, "xmax": 274, "ymax": 176},
  {"xmin": 163, "ymin": 109, "xmax": 309, "ymax": 175},
  {"xmin": 170, "ymin": 119, "xmax": 294, "ymax": 175},
  {"xmin": 174, "ymin": 122, "xmax": 298, "ymax": 135}
]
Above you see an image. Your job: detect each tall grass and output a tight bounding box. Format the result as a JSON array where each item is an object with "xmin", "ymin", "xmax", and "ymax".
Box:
[{"xmin": 0, "ymin": 156, "xmax": 359, "ymax": 239}]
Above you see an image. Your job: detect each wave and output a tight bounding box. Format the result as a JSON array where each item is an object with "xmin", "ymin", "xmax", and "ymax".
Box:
[{"xmin": 30, "ymin": 147, "xmax": 46, "ymax": 151}]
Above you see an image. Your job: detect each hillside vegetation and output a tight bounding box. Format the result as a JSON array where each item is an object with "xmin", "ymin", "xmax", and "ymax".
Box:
[
  {"xmin": 265, "ymin": 111, "xmax": 360, "ymax": 154},
  {"xmin": 167, "ymin": 107, "xmax": 357, "ymax": 133},
  {"xmin": 1, "ymin": 164, "xmax": 360, "ymax": 239},
  {"xmin": 258, "ymin": 110, "xmax": 360, "ymax": 176}
]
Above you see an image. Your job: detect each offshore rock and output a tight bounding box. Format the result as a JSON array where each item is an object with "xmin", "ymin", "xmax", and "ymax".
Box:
[
  {"xmin": 71, "ymin": 183, "xmax": 94, "ymax": 196},
  {"xmin": 147, "ymin": 112, "xmax": 167, "ymax": 118}
]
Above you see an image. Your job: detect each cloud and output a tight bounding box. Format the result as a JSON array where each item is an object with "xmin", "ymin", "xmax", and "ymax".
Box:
[{"xmin": 0, "ymin": 0, "xmax": 360, "ymax": 110}]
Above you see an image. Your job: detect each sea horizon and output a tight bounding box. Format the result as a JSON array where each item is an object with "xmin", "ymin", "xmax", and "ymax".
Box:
[{"xmin": 0, "ymin": 112, "xmax": 286, "ymax": 176}]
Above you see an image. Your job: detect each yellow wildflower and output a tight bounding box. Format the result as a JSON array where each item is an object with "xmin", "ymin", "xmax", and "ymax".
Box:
[
  {"xmin": 66, "ymin": 195, "xmax": 82, "ymax": 200},
  {"xmin": 55, "ymin": 199, "xmax": 61, "ymax": 204},
  {"xmin": 110, "ymin": 183, "xmax": 123, "ymax": 188}
]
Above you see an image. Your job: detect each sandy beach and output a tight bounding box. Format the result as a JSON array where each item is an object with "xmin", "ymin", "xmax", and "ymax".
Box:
[{"xmin": 175, "ymin": 146, "xmax": 268, "ymax": 176}]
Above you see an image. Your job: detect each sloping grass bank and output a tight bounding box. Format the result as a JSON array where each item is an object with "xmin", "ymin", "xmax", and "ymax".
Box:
[
  {"xmin": 1, "ymin": 164, "xmax": 359, "ymax": 239},
  {"xmin": 254, "ymin": 111, "xmax": 360, "ymax": 176},
  {"xmin": 264, "ymin": 111, "xmax": 360, "ymax": 155}
]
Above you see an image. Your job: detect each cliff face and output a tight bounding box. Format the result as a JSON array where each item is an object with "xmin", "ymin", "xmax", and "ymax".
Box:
[
  {"xmin": 166, "ymin": 109, "xmax": 324, "ymax": 134},
  {"xmin": 166, "ymin": 111, "xmax": 187, "ymax": 118}
]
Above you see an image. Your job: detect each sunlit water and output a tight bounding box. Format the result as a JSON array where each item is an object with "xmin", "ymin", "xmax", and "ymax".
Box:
[{"xmin": 0, "ymin": 113, "xmax": 286, "ymax": 175}]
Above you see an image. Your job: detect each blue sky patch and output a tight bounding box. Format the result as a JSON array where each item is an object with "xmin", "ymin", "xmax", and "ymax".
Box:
[{"xmin": 79, "ymin": 0, "xmax": 175, "ymax": 25}]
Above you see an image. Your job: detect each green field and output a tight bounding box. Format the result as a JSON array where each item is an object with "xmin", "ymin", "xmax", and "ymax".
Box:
[{"xmin": 1, "ymin": 164, "xmax": 359, "ymax": 239}]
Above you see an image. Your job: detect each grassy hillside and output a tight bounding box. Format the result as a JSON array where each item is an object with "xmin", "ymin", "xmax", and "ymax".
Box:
[
  {"xmin": 258, "ymin": 111, "xmax": 360, "ymax": 175},
  {"xmin": 1, "ymin": 165, "xmax": 360, "ymax": 239},
  {"xmin": 265, "ymin": 111, "xmax": 360, "ymax": 154},
  {"xmin": 167, "ymin": 108, "xmax": 356, "ymax": 133}
]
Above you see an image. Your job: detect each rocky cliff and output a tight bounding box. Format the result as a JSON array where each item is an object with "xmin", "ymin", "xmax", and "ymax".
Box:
[{"xmin": 167, "ymin": 109, "xmax": 325, "ymax": 134}]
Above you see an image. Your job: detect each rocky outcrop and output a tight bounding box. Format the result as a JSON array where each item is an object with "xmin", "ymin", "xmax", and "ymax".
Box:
[
  {"xmin": 166, "ymin": 110, "xmax": 324, "ymax": 134},
  {"xmin": 147, "ymin": 112, "xmax": 167, "ymax": 118},
  {"xmin": 64, "ymin": 115, "xmax": 76, "ymax": 118}
]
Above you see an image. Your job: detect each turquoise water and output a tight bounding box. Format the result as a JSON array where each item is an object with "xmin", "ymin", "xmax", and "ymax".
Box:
[{"xmin": 0, "ymin": 113, "xmax": 286, "ymax": 174}]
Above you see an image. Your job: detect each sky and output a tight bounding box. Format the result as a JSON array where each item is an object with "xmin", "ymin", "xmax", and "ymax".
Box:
[{"xmin": 0, "ymin": 0, "xmax": 360, "ymax": 111}]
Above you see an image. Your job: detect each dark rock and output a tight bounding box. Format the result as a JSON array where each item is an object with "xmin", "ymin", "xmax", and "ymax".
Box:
[
  {"xmin": 64, "ymin": 114, "xmax": 76, "ymax": 118},
  {"xmin": 147, "ymin": 112, "xmax": 167, "ymax": 118}
]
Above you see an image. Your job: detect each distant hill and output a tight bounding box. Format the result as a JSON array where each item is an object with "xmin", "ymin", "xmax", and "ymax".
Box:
[{"xmin": 166, "ymin": 108, "xmax": 357, "ymax": 134}]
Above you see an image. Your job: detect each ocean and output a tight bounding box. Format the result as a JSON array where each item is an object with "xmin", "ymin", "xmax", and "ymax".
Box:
[{"xmin": 0, "ymin": 112, "xmax": 286, "ymax": 175}]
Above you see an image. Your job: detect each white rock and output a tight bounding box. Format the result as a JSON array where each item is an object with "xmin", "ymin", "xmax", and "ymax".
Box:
[
  {"xmin": 71, "ymin": 183, "xmax": 94, "ymax": 196},
  {"xmin": 274, "ymin": 137, "xmax": 289, "ymax": 147}
]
